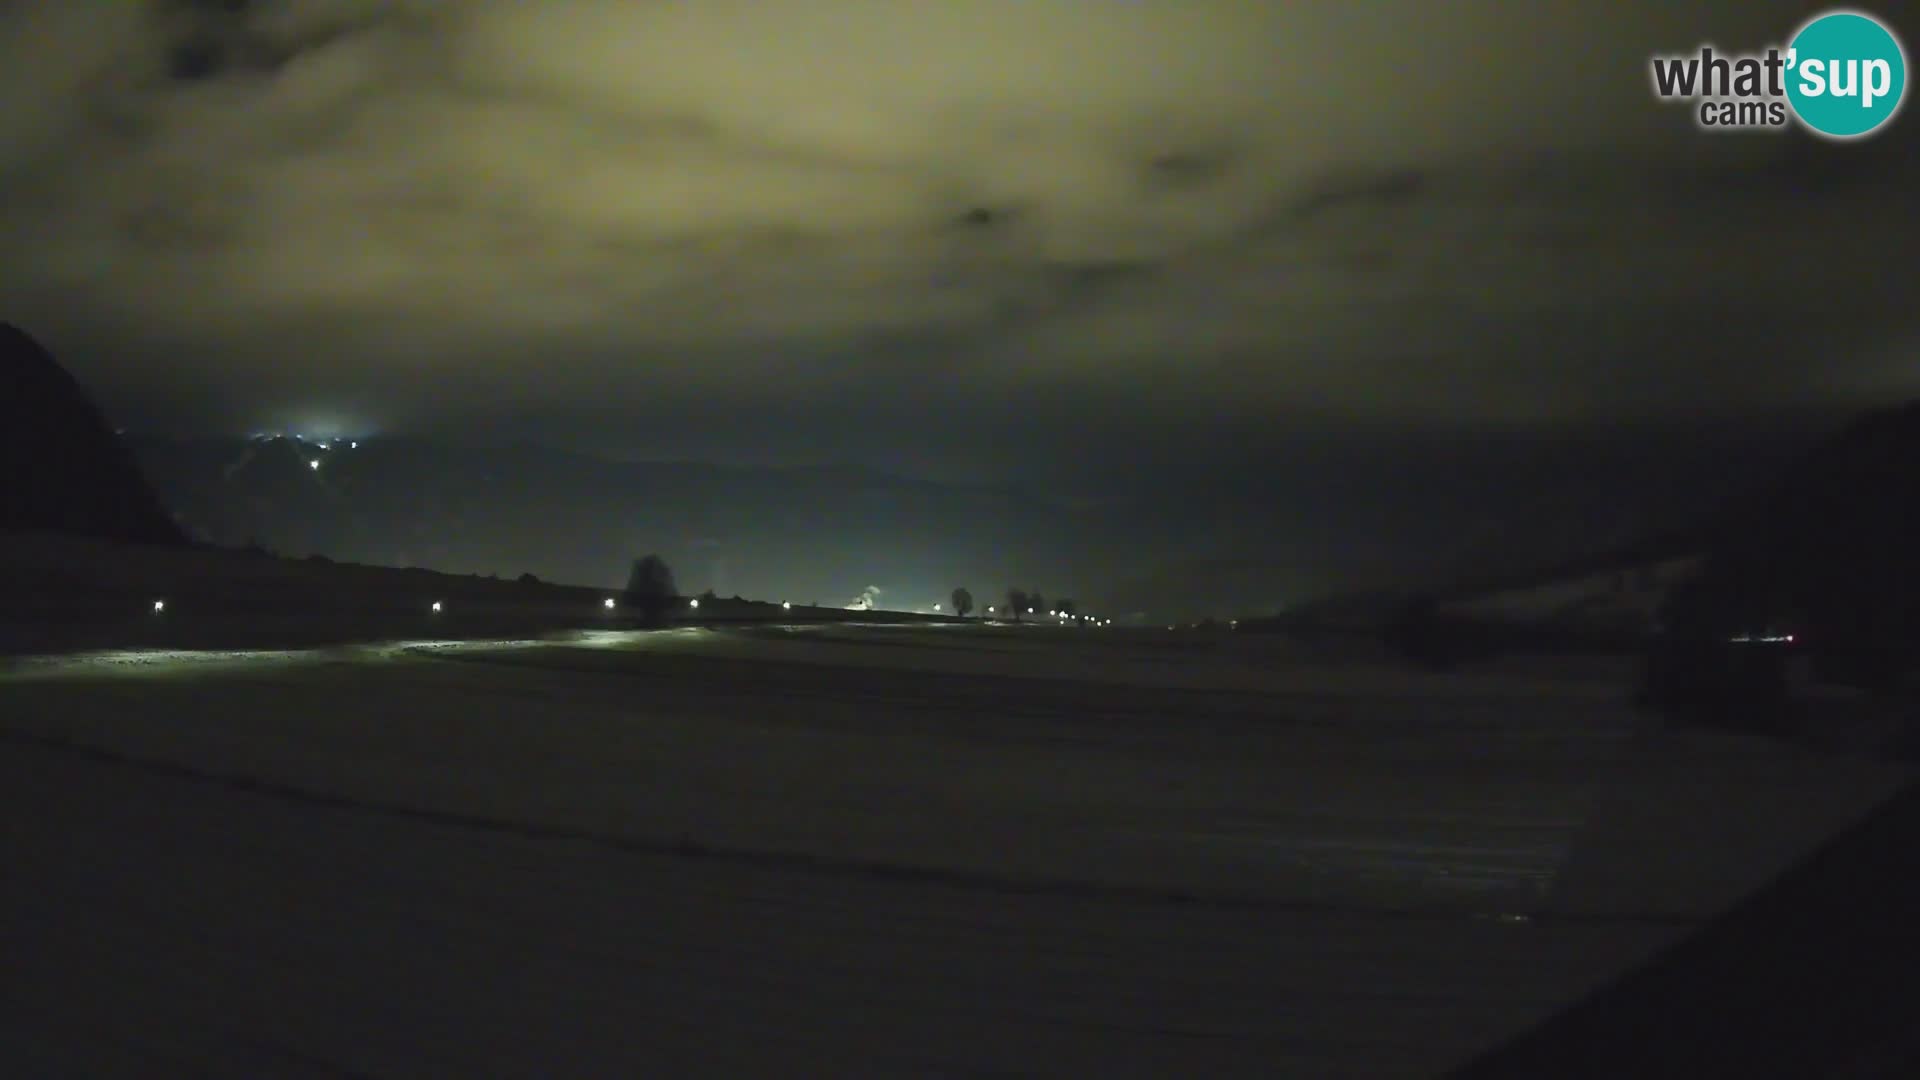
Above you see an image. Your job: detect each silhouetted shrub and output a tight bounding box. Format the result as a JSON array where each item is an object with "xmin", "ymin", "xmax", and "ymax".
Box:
[
  {"xmin": 518, "ymin": 572, "xmax": 541, "ymax": 585},
  {"xmin": 622, "ymin": 554, "xmax": 678, "ymax": 626}
]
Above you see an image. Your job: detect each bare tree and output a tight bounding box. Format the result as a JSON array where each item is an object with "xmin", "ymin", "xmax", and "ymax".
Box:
[
  {"xmin": 951, "ymin": 587, "xmax": 974, "ymax": 618},
  {"xmin": 1006, "ymin": 588, "xmax": 1029, "ymax": 622}
]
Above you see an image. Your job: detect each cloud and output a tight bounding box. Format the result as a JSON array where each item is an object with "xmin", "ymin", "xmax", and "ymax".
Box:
[{"xmin": 0, "ymin": 0, "xmax": 1915, "ymax": 459}]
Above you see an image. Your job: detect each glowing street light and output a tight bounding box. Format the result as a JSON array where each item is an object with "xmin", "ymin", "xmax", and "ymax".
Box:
[
  {"xmin": 309, "ymin": 460, "xmax": 321, "ymax": 471},
  {"xmin": 689, "ymin": 598, "xmax": 700, "ymax": 609},
  {"xmin": 1027, "ymin": 607, "xmax": 1035, "ymax": 614},
  {"xmin": 430, "ymin": 601, "xmax": 443, "ymax": 613},
  {"xmin": 604, "ymin": 597, "xmax": 617, "ymax": 610},
  {"xmin": 933, "ymin": 603, "xmax": 942, "ymax": 612},
  {"xmin": 986, "ymin": 605, "xmax": 995, "ymax": 613},
  {"xmin": 782, "ymin": 601, "xmax": 792, "ymax": 610},
  {"xmin": 350, "ymin": 441, "xmax": 358, "ymax": 449},
  {"xmin": 151, "ymin": 599, "xmax": 166, "ymax": 614}
]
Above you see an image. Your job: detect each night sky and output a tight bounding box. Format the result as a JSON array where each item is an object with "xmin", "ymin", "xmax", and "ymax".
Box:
[{"xmin": 1, "ymin": 2, "xmax": 1915, "ymax": 600}]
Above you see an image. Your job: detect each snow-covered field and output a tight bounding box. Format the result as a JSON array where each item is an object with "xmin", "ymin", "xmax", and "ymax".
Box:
[{"xmin": 2, "ymin": 623, "xmax": 1909, "ymax": 1076}]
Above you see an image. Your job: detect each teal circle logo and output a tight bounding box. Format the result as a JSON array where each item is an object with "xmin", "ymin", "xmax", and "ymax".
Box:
[{"xmin": 1785, "ymin": 10, "xmax": 1907, "ymax": 138}]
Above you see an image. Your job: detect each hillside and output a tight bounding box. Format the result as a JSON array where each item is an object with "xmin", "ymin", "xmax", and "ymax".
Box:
[
  {"xmin": 0, "ymin": 323, "xmax": 185, "ymax": 546},
  {"xmin": 1382, "ymin": 400, "xmax": 1920, "ymax": 644},
  {"xmin": 127, "ymin": 434, "xmax": 1073, "ymax": 613},
  {"xmin": 124, "ymin": 424, "xmax": 1803, "ymax": 625}
]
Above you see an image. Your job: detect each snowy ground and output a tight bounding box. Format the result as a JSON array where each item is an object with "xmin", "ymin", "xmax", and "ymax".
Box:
[{"xmin": 2, "ymin": 623, "xmax": 1910, "ymax": 1076}]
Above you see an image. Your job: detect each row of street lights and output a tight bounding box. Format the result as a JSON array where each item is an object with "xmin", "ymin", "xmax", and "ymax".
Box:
[
  {"xmin": 975, "ymin": 603, "xmax": 1111, "ymax": 626},
  {"xmin": 147, "ymin": 596, "xmax": 711, "ymax": 616},
  {"xmin": 141, "ymin": 595, "xmax": 964, "ymax": 621}
]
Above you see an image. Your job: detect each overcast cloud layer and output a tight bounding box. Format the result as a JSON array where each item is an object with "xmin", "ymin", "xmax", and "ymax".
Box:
[{"xmin": 1, "ymin": 0, "xmax": 1916, "ymax": 478}]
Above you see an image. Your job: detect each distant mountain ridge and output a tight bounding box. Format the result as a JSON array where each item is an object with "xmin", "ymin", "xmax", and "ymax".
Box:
[
  {"xmin": 126, "ymin": 433, "xmax": 1087, "ymax": 610},
  {"xmin": 123, "ymin": 421, "xmax": 1807, "ymax": 623}
]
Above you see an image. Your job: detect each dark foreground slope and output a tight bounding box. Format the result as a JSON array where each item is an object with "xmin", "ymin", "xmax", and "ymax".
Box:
[
  {"xmin": 1454, "ymin": 777, "xmax": 1920, "ymax": 1079},
  {"xmin": 0, "ymin": 323, "xmax": 184, "ymax": 547}
]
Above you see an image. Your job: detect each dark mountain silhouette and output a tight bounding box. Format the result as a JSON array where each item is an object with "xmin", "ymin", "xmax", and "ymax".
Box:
[
  {"xmin": 127, "ymin": 434, "xmax": 1078, "ymax": 604},
  {"xmin": 123, "ymin": 424, "xmax": 1798, "ymax": 620},
  {"xmin": 1328, "ymin": 400, "xmax": 1920, "ymax": 674},
  {"xmin": 0, "ymin": 323, "xmax": 186, "ymax": 546},
  {"xmin": 1426, "ymin": 403, "xmax": 1917, "ymax": 609},
  {"xmin": 1710, "ymin": 400, "xmax": 1920, "ymax": 574},
  {"xmin": 1695, "ymin": 399, "xmax": 1920, "ymax": 677}
]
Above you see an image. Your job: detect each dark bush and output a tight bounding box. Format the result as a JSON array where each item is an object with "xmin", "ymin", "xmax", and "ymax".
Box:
[{"xmin": 622, "ymin": 554, "xmax": 678, "ymax": 626}]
